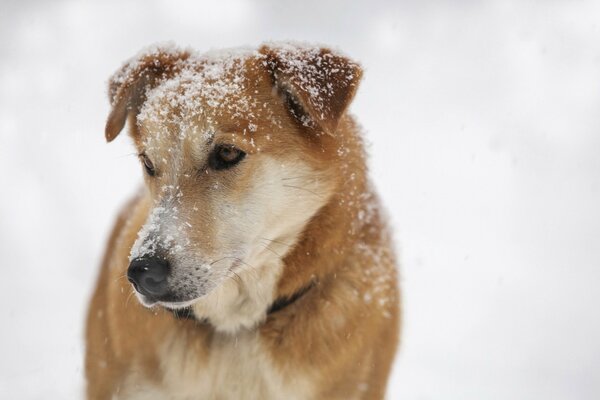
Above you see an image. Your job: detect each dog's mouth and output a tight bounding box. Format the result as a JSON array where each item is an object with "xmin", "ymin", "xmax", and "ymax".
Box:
[
  {"xmin": 131, "ymin": 258, "xmax": 244, "ymax": 309},
  {"xmin": 135, "ymin": 292, "xmax": 201, "ymax": 309}
]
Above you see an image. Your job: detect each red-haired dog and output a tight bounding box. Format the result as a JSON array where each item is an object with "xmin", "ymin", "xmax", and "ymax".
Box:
[{"xmin": 86, "ymin": 42, "xmax": 400, "ymax": 399}]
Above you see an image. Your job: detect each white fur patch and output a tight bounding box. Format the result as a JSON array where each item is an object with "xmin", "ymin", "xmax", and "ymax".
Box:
[
  {"xmin": 191, "ymin": 157, "xmax": 332, "ymax": 332},
  {"xmin": 116, "ymin": 331, "xmax": 315, "ymax": 400}
]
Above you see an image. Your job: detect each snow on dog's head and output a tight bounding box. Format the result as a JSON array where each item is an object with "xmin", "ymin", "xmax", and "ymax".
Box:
[{"xmin": 105, "ymin": 42, "xmax": 362, "ymax": 327}]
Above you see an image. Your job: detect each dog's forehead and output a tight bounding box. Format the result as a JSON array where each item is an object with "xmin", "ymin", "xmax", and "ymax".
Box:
[{"xmin": 136, "ymin": 50, "xmax": 273, "ymax": 149}]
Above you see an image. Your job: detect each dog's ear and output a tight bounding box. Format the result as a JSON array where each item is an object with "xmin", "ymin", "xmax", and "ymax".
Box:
[
  {"xmin": 259, "ymin": 44, "xmax": 363, "ymax": 135},
  {"xmin": 105, "ymin": 48, "xmax": 190, "ymax": 142}
]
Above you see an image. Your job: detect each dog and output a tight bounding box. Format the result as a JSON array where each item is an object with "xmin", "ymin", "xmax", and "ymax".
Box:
[{"xmin": 85, "ymin": 42, "xmax": 400, "ymax": 400}]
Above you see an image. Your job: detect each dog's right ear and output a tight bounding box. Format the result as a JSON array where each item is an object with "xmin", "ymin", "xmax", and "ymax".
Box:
[{"xmin": 105, "ymin": 48, "xmax": 190, "ymax": 142}]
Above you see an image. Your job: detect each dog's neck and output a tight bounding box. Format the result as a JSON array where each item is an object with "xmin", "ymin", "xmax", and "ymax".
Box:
[
  {"xmin": 175, "ymin": 281, "xmax": 313, "ymax": 322},
  {"xmin": 190, "ymin": 247, "xmax": 287, "ymax": 333},
  {"xmin": 189, "ymin": 187, "xmax": 376, "ymax": 334}
]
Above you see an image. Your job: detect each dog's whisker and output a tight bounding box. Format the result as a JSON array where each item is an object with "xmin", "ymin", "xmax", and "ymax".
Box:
[
  {"xmin": 281, "ymin": 174, "xmax": 317, "ymax": 181},
  {"xmin": 114, "ymin": 152, "xmax": 140, "ymax": 160},
  {"xmin": 232, "ymin": 257, "xmax": 260, "ymax": 272},
  {"xmin": 227, "ymin": 269, "xmax": 244, "ymax": 286},
  {"xmin": 260, "ymin": 237, "xmax": 294, "ymax": 248},
  {"xmin": 260, "ymin": 242, "xmax": 284, "ymax": 259},
  {"xmin": 125, "ymin": 289, "xmax": 136, "ymax": 309},
  {"xmin": 231, "ymin": 257, "xmax": 264, "ymax": 287},
  {"xmin": 282, "ymin": 184, "xmax": 324, "ymax": 198},
  {"xmin": 210, "ymin": 256, "xmax": 262, "ymax": 289},
  {"xmin": 210, "ymin": 256, "xmax": 258, "ymax": 273},
  {"xmin": 113, "ymin": 273, "xmax": 129, "ymax": 284},
  {"xmin": 210, "ymin": 256, "xmax": 235, "ymax": 266}
]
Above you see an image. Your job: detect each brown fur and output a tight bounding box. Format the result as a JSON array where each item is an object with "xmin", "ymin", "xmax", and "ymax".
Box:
[{"xmin": 86, "ymin": 43, "xmax": 400, "ymax": 399}]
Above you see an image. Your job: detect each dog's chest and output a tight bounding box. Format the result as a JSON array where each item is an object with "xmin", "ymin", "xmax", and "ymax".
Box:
[{"xmin": 119, "ymin": 331, "xmax": 313, "ymax": 400}]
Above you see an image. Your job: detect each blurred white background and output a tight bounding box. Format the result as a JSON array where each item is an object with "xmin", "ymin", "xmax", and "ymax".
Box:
[{"xmin": 1, "ymin": 0, "xmax": 600, "ymax": 398}]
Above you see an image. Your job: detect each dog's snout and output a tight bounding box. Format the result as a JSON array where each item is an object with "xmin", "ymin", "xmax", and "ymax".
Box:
[{"xmin": 127, "ymin": 257, "xmax": 170, "ymax": 299}]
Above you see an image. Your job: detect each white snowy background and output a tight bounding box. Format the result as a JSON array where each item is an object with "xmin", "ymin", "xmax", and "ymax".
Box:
[{"xmin": 1, "ymin": 0, "xmax": 600, "ymax": 398}]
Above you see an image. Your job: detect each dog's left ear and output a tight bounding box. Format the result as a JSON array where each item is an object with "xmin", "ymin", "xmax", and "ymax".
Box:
[
  {"xmin": 259, "ymin": 44, "xmax": 363, "ymax": 135},
  {"xmin": 105, "ymin": 48, "xmax": 190, "ymax": 142}
]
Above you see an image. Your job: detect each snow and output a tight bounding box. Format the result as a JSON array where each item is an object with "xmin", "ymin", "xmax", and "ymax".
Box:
[
  {"xmin": 130, "ymin": 204, "xmax": 168, "ymax": 260},
  {"xmin": 2, "ymin": 1, "xmax": 600, "ymax": 399},
  {"xmin": 132, "ymin": 41, "xmax": 357, "ymax": 139},
  {"xmin": 136, "ymin": 46, "xmax": 257, "ymax": 131},
  {"xmin": 264, "ymin": 42, "xmax": 360, "ymax": 117},
  {"xmin": 108, "ymin": 41, "xmax": 190, "ymax": 104}
]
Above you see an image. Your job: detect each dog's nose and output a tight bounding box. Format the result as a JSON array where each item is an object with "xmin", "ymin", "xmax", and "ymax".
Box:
[{"xmin": 127, "ymin": 257, "xmax": 170, "ymax": 299}]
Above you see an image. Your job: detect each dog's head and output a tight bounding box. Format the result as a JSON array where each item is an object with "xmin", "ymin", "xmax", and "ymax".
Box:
[{"xmin": 106, "ymin": 43, "xmax": 362, "ymax": 313}]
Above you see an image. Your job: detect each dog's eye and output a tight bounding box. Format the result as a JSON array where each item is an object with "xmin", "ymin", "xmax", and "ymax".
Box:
[
  {"xmin": 139, "ymin": 153, "xmax": 156, "ymax": 177},
  {"xmin": 209, "ymin": 145, "xmax": 246, "ymax": 170}
]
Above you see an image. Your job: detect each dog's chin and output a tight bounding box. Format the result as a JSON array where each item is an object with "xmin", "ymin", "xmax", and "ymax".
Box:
[
  {"xmin": 158, "ymin": 298, "xmax": 200, "ymax": 310},
  {"xmin": 134, "ymin": 292, "xmax": 202, "ymax": 310}
]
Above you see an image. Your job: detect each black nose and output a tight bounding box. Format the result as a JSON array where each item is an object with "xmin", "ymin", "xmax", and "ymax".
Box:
[{"xmin": 127, "ymin": 257, "xmax": 170, "ymax": 299}]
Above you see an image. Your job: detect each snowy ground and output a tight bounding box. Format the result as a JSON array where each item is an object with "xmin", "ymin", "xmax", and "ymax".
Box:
[{"xmin": 1, "ymin": 1, "xmax": 600, "ymax": 398}]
